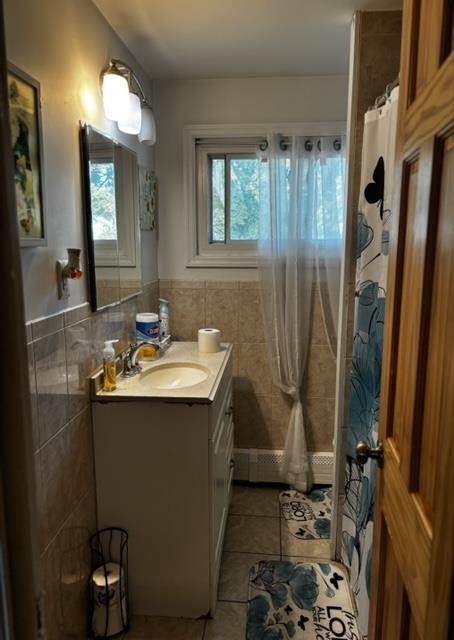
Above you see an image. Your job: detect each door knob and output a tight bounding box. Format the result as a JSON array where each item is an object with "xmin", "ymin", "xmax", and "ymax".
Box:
[{"xmin": 356, "ymin": 441, "xmax": 384, "ymax": 467}]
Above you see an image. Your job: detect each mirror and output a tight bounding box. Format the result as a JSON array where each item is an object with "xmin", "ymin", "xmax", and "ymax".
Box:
[{"xmin": 81, "ymin": 124, "xmax": 142, "ymax": 310}]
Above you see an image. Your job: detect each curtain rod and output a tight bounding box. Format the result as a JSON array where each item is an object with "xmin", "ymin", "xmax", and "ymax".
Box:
[
  {"xmin": 260, "ymin": 137, "xmax": 343, "ymax": 152},
  {"xmin": 368, "ymin": 74, "xmax": 400, "ymax": 111},
  {"xmin": 195, "ymin": 135, "xmax": 343, "ymax": 152}
]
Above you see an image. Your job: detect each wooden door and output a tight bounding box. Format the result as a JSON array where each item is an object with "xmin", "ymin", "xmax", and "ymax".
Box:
[{"xmin": 368, "ymin": 1, "xmax": 454, "ymax": 638}]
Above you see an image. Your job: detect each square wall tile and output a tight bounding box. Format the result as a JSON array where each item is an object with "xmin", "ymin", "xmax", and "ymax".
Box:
[
  {"xmin": 27, "ymin": 342, "xmax": 39, "ymax": 452},
  {"xmin": 206, "ymin": 280, "xmax": 239, "ymax": 289},
  {"xmin": 171, "ymin": 279, "xmax": 205, "ymax": 289},
  {"xmin": 34, "ymin": 330, "xmax": 68, "ymax": 445},
  {"xmin": 65, "ymin": 318, "xmax": 94, "ymax": 420},
  {"xmin": 163, "ymin": 288, "xmax": 206, "ymax": 341},
  {"xmin": 237, "ymin": 344, "xmax": 273, "ymax": 396},
  {"xmin": 206, "ymin": 288, "xmax": 239, "ymax": 343},
  {"xmin": 41, "ymin": 490, "xmax": 96, "ymax": 640},
  {"xmin": 32, "ymin": 313, "xmax": 64, "ymax": 341},
  {"xmin": 237, "ymin": 289, "xmax": 265, "ymax": 343},
  {"xmin": 233, "ymin": 388, "xmax": 273, "ymax": 449},
  {"xmin": 304, "ymin": 345, "xmax": 336, "ymax": 399},
  {"xmin": 40, "ymin": 408, "xmax": 94, "ymax": 548},
  {"xmin": 304, "ymin": 397, "xmax": 335, "ymax": 451}
]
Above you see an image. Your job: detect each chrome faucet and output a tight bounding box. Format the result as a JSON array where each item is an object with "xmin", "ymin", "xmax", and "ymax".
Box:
[{"xmin": 121, "ymin": 335, "xmax": 172, "ymax": 378}]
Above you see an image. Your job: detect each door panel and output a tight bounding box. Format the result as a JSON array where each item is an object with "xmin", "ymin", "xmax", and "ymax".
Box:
[{"xmin": 369, "ymin": 0, "xmax": 454, "ymax": 638}]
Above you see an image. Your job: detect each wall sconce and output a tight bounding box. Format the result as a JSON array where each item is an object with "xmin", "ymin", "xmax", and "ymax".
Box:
[
  {"xmin": 57, "ymin": 248, "xmax": 83, "ymax": 299},
  {"xmin": 101, "ymin": 59, "xmax": 156, "ymax": 144}
]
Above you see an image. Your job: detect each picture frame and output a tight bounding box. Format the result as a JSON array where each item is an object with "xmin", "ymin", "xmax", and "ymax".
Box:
[
  {"xmin": 139, "ymin": 166, "xmax": 157, "ymax": 231},
  {"xmin": 7, "ymin": 63, "xmax": 47, "ymax": 247}
]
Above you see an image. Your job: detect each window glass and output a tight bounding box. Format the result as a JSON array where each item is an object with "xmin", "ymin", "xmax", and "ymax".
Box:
[
  {"xmin": 230, "ymin": 157, "xmax": 259, "ymax": 241},
  {"xmin": 210, "ymin": 157, "xmax": 225, "ymax": 242}
]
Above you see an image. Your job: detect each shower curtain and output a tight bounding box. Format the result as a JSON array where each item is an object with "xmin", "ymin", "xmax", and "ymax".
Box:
[
  {"xmin": 341, "ymin": 87, "xmax": 399, "ymax": 637},
  {"xmin": 258, "ymin": 134, "xmax": 345, "ymax": 491}
]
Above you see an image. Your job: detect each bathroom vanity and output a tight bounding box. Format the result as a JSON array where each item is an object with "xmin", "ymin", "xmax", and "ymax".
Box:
[{"xmin": 91, "ymin": 342, "xmax": 233, "ymax": 618}]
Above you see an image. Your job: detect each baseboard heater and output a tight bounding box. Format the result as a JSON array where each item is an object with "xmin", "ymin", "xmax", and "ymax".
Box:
[{"xmin": 233, "ymin": 448, "xmax": 333, "ymax": 485}]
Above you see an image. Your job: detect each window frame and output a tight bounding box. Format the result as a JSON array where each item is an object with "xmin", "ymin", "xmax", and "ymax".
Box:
[
  {"xmin": 183, "ymin": 123, "xmax": 346, "ymax": 269},
  {"xmin": 197, "ymin": 143, "xmax": 259, "ymax": 261}
]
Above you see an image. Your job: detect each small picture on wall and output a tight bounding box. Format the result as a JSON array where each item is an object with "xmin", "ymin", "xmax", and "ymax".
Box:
[
  {"xmin": 139, "ymin": 166, "xmax": 157, "ymax": 231},
  {"xmin": 8, "ymin": 64, "xmax": 46, "ymax": 246}
]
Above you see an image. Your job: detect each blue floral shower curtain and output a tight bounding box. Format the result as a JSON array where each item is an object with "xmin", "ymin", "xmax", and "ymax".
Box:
[{"xmin": 341, "ymin": 87, "xmax": 399, "ymax": 637}]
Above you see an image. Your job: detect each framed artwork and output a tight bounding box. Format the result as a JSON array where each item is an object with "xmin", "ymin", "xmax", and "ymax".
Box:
[
  {"xmin": 139, "ymin": 166, "xmax": 157, "ymax": 231},
  {"xmin": 8, "ymin": 64, "xmax": 46, "ymax": 246}
]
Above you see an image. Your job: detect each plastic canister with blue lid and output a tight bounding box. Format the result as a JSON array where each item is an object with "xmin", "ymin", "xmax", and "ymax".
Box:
[{"xmin": 136, "ymin": 312, "xmax": 160, "ymax": 342}]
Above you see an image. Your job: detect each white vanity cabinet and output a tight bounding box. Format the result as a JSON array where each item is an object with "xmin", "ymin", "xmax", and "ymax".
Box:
[{"xmin": 91, "ymin": 345, "xmax": 233, "ymax": 618}]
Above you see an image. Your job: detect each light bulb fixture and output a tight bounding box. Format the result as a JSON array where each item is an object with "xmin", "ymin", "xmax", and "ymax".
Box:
[
  {"xmin": 101, "ymin": 58, "xmax": 156, "ymax": 144},
  {"xmin": 138, "ymin": 105, "xmax": 156, "ymax": 146},
  {"xmin": 118, "ymin": 91, "xmax": 142, "ymax": 135},
  {"xmin": 102, "ymin": 62, "xmax": 130, "ymax": 122}
]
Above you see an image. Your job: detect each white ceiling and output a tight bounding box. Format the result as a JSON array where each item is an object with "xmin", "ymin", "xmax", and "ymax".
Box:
[{"xmin": 93, "ymin": 0, "xmax": 402, "ymax": 79}]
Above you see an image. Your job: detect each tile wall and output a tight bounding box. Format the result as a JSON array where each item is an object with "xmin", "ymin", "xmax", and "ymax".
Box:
[
  {"xmin": 159, "ymin": 279, "xmax": 336, "ymax": 453},
  {"xmin": 331, "ymin": 10, "xmax": 403, "ymax": 557},
  {"xmin": 27, "ymin": 281, "xmax": 159, "ymax": 640}
]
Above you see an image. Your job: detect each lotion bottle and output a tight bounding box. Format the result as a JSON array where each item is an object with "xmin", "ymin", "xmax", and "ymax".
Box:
[{"xmin": 103, "ymin": 340, "xmax": 119, "ymax": 392}]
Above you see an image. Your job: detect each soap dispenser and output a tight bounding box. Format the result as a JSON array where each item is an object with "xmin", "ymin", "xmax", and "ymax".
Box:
[{"xmin": 103, "ymin": 340, "xmax": 119, "ymax": 392}]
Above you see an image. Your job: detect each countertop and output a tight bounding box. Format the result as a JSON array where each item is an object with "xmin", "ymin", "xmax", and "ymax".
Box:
[{"xmin": 91, "ymin": 341, "xmax": 232, "ymax": 404}]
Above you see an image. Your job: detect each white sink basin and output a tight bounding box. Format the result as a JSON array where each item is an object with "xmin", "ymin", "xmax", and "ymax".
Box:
[{"xmin": 139, "ymin": 362, "xmax": 210, "ymax": 390}]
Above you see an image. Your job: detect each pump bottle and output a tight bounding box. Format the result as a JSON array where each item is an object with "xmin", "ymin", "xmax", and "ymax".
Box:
[{"xmin": 103, "ymin": 340, "xmax": 119, "ymax": 392}]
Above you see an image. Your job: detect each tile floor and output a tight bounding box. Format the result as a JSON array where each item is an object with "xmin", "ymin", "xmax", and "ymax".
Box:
[{"xmin": 122, "ymin": 483, "xmax": 332, "ymax": 639}]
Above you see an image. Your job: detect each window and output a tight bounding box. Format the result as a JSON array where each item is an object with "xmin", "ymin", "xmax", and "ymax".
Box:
[
  {"xmin": 184, "ymin": 125, "xmax": 346, "ymax": 268},
  {"xmin": 195, "ymin": 140, "xmax": 260, "ymax": 267}
]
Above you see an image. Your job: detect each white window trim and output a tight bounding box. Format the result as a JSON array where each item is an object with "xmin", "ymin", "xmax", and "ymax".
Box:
[{"xmin": 183, "ymin": 122, "xmax": 346, "ymax": 269}]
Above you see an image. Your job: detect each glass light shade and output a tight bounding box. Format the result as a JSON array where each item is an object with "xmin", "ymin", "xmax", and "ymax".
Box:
[
  {"xmin": 138, "ymin": 105, "xmax": 156, "ymax": 145},
  {"xmin": 118, "ymin": 92, "xmax": 142, "ymax": 135},
  {"xmin": 102, "ymin": 71, "xmax": 129, "ymax": 121}
]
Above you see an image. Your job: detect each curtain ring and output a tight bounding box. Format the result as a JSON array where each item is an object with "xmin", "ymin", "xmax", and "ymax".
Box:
[
  {"xmin": 279, "ymin": 138, "xmax": 289, "ymax": 151},
  {"xmin": 333, "ymin": 138, "xmax": 341, "ymax": 151},
  {"xmin": 304, "ymin": 139, "xmax": 313, "ymax": 151},
  {"xmin": 317, "ymin": 139, "xmax": 322, "ymax": 152},
  {"xmin": 259, "ymin": 140, "xmax": 269, "ymax": 151}
]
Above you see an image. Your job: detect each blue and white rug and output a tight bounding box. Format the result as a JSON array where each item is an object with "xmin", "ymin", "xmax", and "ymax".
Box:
[
  {"xmin": 279, "ymin": 487, "xmax": 332, "ymax": 540},
  {"xmin": 247, "ymin": 560, "xmax": 360, "ymax": 639}
]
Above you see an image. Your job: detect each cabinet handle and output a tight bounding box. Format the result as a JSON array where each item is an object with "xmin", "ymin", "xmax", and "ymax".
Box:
[
  {"xmin": 225, "ymin": 406, "xmax": 233, "ymax": 416},
  {"xmin": 230, "ymin": 459, "xmax": 235, "ymax": 469}
]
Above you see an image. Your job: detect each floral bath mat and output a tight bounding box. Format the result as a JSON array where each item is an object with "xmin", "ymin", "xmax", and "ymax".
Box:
[
  {"xmin": 279, "ymin": 487, "xmax": 332, "ymax": 540},
  {"xmin": 247, "ymin": 560, "xmax": 360, "ymax": 639}
]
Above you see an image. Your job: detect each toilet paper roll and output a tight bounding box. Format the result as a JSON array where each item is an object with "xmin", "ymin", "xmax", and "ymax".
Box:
[{"xmin": 198, "ymin": 328, "xmax": 221, "ymax": 353}]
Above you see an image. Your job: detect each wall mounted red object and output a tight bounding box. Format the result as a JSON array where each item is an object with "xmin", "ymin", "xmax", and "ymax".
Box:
[{"xmin": 57, "ymin": 248, "xmax": 83, "ymax": 299}]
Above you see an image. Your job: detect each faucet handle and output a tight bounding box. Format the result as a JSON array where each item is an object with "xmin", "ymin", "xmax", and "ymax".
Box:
[{"xmin": 121, "ymin": 351, "xmax": 133, "ymax": 377}]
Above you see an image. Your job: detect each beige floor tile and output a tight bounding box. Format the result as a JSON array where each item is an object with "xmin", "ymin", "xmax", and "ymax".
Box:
[
  {"xmin": 280, "ymin": 519, "xmax": 332, "ymax": 559},
  {"xmin": 123, "ymin": 614, "xmax": 205, "ymax": 639},
  {"xmin": 224, "ymin": 515, "xmax": 280, "ymax": 554},
  {"xmin": 204, "ymin": 602, "xmax": 247, "ymax": 640},
  {"xmin": 230, "ymin": 484, "xmax": 280, "ymax": 517},
  {"xmin": 218, "ymin": 552, "xmax": 279, "ymax": 602}
]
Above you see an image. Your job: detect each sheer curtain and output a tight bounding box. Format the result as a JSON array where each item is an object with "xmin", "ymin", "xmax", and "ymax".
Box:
[{"xmin": 258, "ymin": 134, "xmax": 345, "ymax": 491}]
